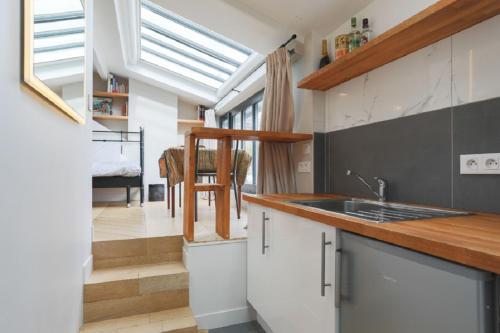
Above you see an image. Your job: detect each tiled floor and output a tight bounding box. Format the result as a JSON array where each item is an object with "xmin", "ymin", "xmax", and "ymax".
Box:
[
  {"xmin": 209, "ymin": 321, "xmax": 265, "ymax": 333},
  {"xmin": 93, "ymin": 192, "xmax": 248, "ymax": 242}
]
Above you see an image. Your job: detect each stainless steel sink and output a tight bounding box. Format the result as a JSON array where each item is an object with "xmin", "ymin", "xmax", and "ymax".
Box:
[{"xmin": 288, "ymin": 199, "xmax": 470, "ymax": 223}]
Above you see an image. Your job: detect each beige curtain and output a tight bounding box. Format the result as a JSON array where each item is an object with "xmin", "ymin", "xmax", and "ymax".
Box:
[{"xmin": 257, "ymin": 48, "xmax": 296, "ymax": 194}]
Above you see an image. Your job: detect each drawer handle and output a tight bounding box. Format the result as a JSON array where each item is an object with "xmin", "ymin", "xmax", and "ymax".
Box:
[
  {"xmin": 321, "ymin": 232, "xmax": 332, "ymax": 296},
  {"xmin": 262, "ymin": 212, "xmax": 270, "ymax": 255},
  {"xmin": 335, "ymin": 249, "xmax": 342, "ymax": 307}
]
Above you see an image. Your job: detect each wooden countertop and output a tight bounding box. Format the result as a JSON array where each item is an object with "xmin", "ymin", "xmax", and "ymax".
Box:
[
  {"xmin": 243, "ymin": 193, "xmax": 500, "ymax": 274},
  {"xmin": 185, "ymin": 127, "xmax": 312, "ymax": 143}
]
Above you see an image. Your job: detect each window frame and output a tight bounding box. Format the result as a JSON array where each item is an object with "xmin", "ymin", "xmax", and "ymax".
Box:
[
  {"xmin": 139, "ymin": 0, "xmax": 254, "ymax": 89},
  {"xmin": 218, "ymin": 90, "xmax": 264, "ymax": 186}
]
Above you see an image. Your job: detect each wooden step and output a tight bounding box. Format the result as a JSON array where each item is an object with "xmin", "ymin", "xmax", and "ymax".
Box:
[
  {"xmin": 84, "ymin": 262, "xmax": 189, "ymax": 323},
  {"xmin": 93, "ymin": 236, "xmax": 183, "ymax": 269},
  {"xmin": 80, "ymin": 307, "xmax": 197, "ymax": 333},
  {"xmin": 193, "ymin": 183, "xmax": 224, "ymax": 192}
]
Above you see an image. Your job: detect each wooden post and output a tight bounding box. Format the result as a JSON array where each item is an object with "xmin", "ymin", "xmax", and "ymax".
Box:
[
  {"xmin": 215, "ymin": 137, "xmax": 232, "ymax": 239},
  {"xmin": 183, "ymin": 134, "xmax": 196, "ymax": 242}
]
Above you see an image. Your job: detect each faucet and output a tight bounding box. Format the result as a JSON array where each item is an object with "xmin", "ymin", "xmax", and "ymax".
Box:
[{"xmin": 346, "ymin": 169, "xmax": 387, "ymax": 202}]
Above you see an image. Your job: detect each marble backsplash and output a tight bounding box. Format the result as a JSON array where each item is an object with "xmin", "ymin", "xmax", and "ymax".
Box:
[{"xmin": 321, "ymin": 14, "xmax": 500, "ymax": 133}]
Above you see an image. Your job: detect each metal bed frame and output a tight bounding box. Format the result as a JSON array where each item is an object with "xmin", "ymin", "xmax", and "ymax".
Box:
[{"xmin": 92, "ymin": 128, "xmax": 144, "ymax": 207}]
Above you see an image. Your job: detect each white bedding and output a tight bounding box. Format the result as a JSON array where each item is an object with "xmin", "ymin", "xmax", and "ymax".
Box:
[{"xmin": 92, "ymin": 161, "xmax": 141, "ymax": 177}]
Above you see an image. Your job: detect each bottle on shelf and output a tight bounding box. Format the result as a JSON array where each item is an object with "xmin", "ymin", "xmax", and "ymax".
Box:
[
  {"xmin": 319, "ymin": 39, "xmax": 331, "ymax": 68},
  {"xmin": 361, "ymin": 18, "xmax": 372, "ymax": 46},
  {"xmin": 348, "ymin": 17, "xmax": 361, "ymax": 52}
]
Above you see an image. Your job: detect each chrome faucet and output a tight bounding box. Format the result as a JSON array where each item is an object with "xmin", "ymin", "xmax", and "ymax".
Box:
[{"xmin": 346, "ymin": 169, "xmax": 387, "ymax": 202}]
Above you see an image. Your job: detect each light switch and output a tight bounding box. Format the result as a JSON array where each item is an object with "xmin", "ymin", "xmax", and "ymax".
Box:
[
  {"xmin": 298, "ymin": 161, "xmax": 311, "ymax": 173},
  {"xmin": 304, "ymin": 143, "xmax": 311, "ymax": 155}
]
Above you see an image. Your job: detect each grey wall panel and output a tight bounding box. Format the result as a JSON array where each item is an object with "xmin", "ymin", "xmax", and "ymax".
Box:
[
  {"xmin": 315, "ymin": 97, "xmax": 500, "ymax": 213},
  {"xmin": 452, "ymin": 98, "xmax": 500, "ymax": 213},
  {"xmin": 326, "ymin": 109, "xmax": 452, "ymax": 207}
]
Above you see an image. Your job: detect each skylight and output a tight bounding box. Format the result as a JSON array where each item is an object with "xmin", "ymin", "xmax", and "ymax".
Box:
[
  {"xmin": 140, "ymin": 0, "xmax": 254, "ymax": 89},
  {"xmin": 33, "ymin": 0, "xmax": 85, "ymax": 64}
]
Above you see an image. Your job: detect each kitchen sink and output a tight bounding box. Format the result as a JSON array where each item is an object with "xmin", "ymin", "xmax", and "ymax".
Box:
[{"xmin": 288, "ymin": 199, "xmax": 470, "ymax": 223}]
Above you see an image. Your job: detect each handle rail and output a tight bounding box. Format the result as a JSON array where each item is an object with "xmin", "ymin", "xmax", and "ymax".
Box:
[
  {"xmin": 321, "ymin": 232, "xmax": 332, "ymax": 296},
  {"xmin": 262, "ymin": 212, "xmax": 270, "ymax": 255}
]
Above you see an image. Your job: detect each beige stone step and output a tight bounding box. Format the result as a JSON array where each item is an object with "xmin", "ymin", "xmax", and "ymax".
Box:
[
  {"xmin": 80, "ymin": 307, "xmax": 197, "ymax": 333},
  {"xmin": 84, "ymin": 262, "xmax": 189, "ymax": 323},
  {"xmin": 93, "ymin": 236, "xmax": 183, "ymax": 269}
]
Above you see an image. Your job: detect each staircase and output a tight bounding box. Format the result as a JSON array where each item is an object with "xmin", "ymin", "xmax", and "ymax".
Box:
[{"xmin": 80, "ymin": 235, "xmax": 200, "ymax": 333}]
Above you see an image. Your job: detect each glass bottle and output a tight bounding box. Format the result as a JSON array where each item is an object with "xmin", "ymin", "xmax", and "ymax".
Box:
[
  {"xmin": 319, "ymin": 39, "xmax": 331, "ymax": 68},
  {"xmin": 361, "ymin": 18, "xmax": 372, "ymax": 46},
  {"xmin": 348, "ymin": 17, "xmax": 361, "ymax": 52}
]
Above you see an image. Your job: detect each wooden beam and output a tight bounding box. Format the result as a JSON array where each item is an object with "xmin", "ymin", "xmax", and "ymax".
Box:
[
  {"xmin": 194, "ymin": 183, "xmax": 224, "ymax": 192},
  {"xmin": 183, "ymin": 134, "xmax": 196, "ymax": 242},
  {"xmin": 215, "ymin": 137, "xmax": 232, "ymax": 240}
]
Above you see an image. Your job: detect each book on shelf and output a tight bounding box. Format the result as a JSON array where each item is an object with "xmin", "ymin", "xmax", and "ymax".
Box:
[
  {"xmin": 106, "ymin": 73, "xmax": 128, "ymax": 93},
  {"xmin": 93, "ymin": 97, "xmax": 113, "ymax": 115}
]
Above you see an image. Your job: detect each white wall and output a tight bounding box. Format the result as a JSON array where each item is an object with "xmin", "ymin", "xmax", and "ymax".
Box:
[
  {"xmin": 128, "ymin": 79, "xmax": 178, "ymax": 199},
  {"xmin": 177, "ymin": 100, "xmax": 198, "ymax": 145},
  {"xmin": 320, "ymin": 0, "xmax": 500, "ymax": 132},
  {"xmin": 0, "ymin": 1, "xmax": 93, "ymax": 332},
  {"xmin": 183, "ymin": 240, "xmax": 255, "ymax": 330}
]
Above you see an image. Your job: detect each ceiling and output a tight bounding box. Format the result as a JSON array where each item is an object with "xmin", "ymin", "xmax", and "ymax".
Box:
[
  {"xmin": 94, "ymin": 0, "xmax": 375, "ymax": 106},
  {"xmin": 225, "ymin": 0, "xmax": 374, "ymax": 36}
]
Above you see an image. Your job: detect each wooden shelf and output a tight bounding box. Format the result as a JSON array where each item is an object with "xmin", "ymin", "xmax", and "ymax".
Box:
[
  {"xmin": 93, "ymin": 115, "xmax": 128, "ymax": 121},
  {"xmin": 298, "ymin": 0, "xmax": 500, "ymax": 91},
  {"xmin": 194, "ymin": 183, "xmax": 224, "ymax": 192},
  {"xmin": 93, "ymin": 91, "xmax": 129, "ymax": 98},
  {"xmin": 186, "ymin": 128, "xmax": 313, "ymax": 143},
  {"xmin": 178, "ymin": 119, "xmax": 204, "ymax": 126}
]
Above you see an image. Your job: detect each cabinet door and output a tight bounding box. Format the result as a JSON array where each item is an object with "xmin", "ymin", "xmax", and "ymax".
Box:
[
  {"xmin": 265, "ymin": 210, "xmax": 337, "ymax": 333},
  {"xmin": 247, "ymin": 203, "xmax": 274, "ymax": 316},
  {"xmin": 292, "ymin": 214, "xmax": 336, "ymax": 333},
  {"xmin": 247, "ymin": 205, "xmax": 336, "ymax": 333}
]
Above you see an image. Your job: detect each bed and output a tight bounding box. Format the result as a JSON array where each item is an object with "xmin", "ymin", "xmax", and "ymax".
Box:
[{"xmin": 92, "ymin": 128, "xmax": 144, "ymax": 207}]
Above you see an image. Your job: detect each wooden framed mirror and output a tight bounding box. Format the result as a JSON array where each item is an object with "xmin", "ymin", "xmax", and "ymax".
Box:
[{"xmin": 23, "ymin": 0, "xmax": 86, "ymax": 124}]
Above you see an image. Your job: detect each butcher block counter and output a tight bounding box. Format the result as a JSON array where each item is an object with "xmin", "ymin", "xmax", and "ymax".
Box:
[{"xmin": 243, "ymin": 193, "xmax": 500, "ymax": 274}]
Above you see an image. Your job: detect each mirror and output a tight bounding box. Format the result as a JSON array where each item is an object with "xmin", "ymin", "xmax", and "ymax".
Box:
[{"xmin": 23, "ymin": 0, "xmax": 86, "ymax": 124}]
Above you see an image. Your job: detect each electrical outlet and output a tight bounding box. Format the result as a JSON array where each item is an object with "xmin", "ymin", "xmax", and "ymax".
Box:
[
  {"xmin": 298, "ymin": 161, "xmax": 311, "ymax": 173},
  {"xmin": 460, "ymin": 153, "xmax": 500, "ymax": 174}
]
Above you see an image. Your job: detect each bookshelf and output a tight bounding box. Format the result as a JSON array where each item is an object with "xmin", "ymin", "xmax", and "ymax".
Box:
[{"xmin": 92, "ymin": 74, "xmax": 129, "ymax": 121}]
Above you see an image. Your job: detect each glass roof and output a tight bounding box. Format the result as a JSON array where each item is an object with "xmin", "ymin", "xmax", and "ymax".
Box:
[
  {"xmin": 140, "ymin": 0, "xmax": 254, "ymax": 89},
  {"xmin": 33, "ymin": 0, "xmax": 84, "ymax": 64}
]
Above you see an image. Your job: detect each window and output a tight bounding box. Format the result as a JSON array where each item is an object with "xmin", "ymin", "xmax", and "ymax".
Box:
[
  {"xmin": 33, "ymin": 0, "xmax": 85, "ymax": 64},
  {"xmin": 218, "ymin": 90, "xmax": 264, "ymax": 186},
  {"xmin": 140, "ymin": 0, "xmax": 254, "ymax": 89}
]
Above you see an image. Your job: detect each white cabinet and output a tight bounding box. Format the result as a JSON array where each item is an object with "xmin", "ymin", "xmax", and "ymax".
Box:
[{"xmin": 247, "ymin": 203, "xmax": 337, "ymax": 333}]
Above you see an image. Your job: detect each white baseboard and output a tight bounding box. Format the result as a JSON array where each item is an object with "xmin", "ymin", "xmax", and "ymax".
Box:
[
  {"xmin": 256, "ymin": 313, "xmax": 273, "ymax": 333},
  {"xmin": 195, "ymin": 306, "xmax": 255, "ymax": 330},
  {"xmin": 82, "ymin": 255, "xmax": 93, "ymax": 282}
]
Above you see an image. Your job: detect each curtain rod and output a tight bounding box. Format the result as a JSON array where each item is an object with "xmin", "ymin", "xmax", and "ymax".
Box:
[{"xmin": 213, "ymin": 34, "xmax": 297, "ymax": 110}]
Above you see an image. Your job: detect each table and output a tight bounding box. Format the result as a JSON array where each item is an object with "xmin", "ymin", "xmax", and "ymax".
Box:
[{"xmin": 183, "ymin": 128, "xmax": 312, "ymax": 242}]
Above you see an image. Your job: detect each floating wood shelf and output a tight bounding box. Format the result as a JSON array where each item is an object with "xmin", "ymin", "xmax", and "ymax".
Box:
[
  {"xmin": 93, "ymin": 91, "xmax": 129, "ymax": 98},
  {"xmin": 194, "ymin": 183, "xmax": 224, "ymax": 192},
  {"xmin": 93, "ymin": 115, "xmax": 128, "ymax": 121},
  {"xmin": 298, "ymin": 0, "xmax": 500, "ymax": 91},
  {"xmin": 178, "ymin": 119, "xmax": 204, "ymax": 126}
]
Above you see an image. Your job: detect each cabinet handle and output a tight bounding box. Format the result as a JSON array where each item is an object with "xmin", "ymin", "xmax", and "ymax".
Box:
[
  {"xmin": 321, "ymin": 232, "xmax": 332, "ymax": 296},
  {"xmin": 335, "ymin": 249, "xmax": 342, "ymax": 308},
  {"xmin": 262, "ymin": 212, "xmax": 270, "ymax": 255}
]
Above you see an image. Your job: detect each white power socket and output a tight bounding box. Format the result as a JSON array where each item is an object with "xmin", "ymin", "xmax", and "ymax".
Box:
[{"xmin": 460, "ymin": 153, "xmax": 500, "ymax": 174}]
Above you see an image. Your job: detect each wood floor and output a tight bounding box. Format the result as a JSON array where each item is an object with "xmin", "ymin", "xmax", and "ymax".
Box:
[{"xmin": 93, "ymin": 194, "xmax": 248, "ymax": 243}]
